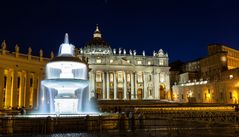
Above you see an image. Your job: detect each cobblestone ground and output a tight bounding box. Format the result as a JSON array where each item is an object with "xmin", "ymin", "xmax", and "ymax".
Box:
[{"xmin": 5, "ymin": 124, "xmax": 239, "ymax": 137}]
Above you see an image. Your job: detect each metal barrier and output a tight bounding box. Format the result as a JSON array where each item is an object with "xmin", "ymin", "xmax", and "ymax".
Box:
[
  {"xmin": 1, "ymin": 112, "xmax": 239, "ymax": 137},
  {"xmin": 135, "ymin": 107, "xmax": 239, "ymax": 125}
]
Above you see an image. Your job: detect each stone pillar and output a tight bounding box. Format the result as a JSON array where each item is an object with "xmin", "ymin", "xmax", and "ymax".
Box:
[
  {"xmin": 33, "ymin": 73, "xmax": 38, "ymax": 109},
  {"xmin": 114, "ymin": 71, "xmax": 117, "ymax": 100},
  {"xmin": 5, "ymin": 69, "xmax": 13, "ymax": 108},
  {"xmin": 131, "ymin": 72, "xmax": 135, "ymax": 99},
  {"xmin": 102, "ymin": 71, "xmax": 106, "ymax": 99},
  {"xmin": 135, "ymin": 72, "xmax": 138, "ymax": 99},
  {"xmin": 123, "ymin": 71, "xmax": 127, "ymax": 100},
  {"xmin": 143, "ymin": 72, "xmax": 147, "ymax": 99},
  {"xmin": 89, "ymin": 71, "xmax": 95, "ymax": 98},
  {"xmin": 19, "ymin": 71, "xmax": 25, "ymax": 108},
  {"xmin": 106, "ymin": 71, "xmax": 110, "ymax": 99},
  {"xmin": 166, "ymin": 73, "xmax": 170, "ymax": 92},
  {"xmin": 0, "ymin": 68, "xmax": 4, "ymax": 109},
  {"xmin": 25, "ymin": 71, "xmax": 31, "ymax": 108},
  {"xmin": 154, "ymin": 73, "xmax": 160, "ymax": 99},
  {"xmin": 12, "ymin": 70, "xmax": 18, "ymax": 108}
]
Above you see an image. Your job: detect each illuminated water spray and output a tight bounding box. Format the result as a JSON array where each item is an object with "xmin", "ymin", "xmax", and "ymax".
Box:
[{"xmin": 39, "ymin": 34, "xmax": 97, "ymax": 114}]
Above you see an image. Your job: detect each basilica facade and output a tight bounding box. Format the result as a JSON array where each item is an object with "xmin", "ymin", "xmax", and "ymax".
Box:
[
  {"xmin": 80, "ymin": 26, "xmax": 170, "ymax": 100},
  {"xmin": 0, "ymin": 26, "xmax": 170, "ymax": 110}
]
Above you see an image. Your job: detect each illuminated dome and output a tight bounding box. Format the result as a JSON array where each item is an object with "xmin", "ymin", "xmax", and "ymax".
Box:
[{"xmin": 83, "ymin": 25, "xmax": 112, "ymax": 55}]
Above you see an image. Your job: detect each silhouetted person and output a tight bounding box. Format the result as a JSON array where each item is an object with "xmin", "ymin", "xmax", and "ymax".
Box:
[
  {"xmin": 128, "ymin": 112, "xmax": 135, "ymax": 131},
  {"xmin": 119, "ymin": 113, "xmax": 126, "ymax": 131},
  {"xmin": 138, "ymin": 113, "xmax": 144, "ymax": 129}
]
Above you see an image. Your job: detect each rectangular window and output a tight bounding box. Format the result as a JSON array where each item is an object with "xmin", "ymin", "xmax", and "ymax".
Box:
[
  {"xmin": 138, "ymin": 73, "xmax": 143, "ymax": 83},
  {"xmin": 137, "ymin": 60, "xmax": 142, "ymax": 65},
  {"xmin": 96, "ymin": 59, "xmax": 101, "ymax": 64},
  {"xmin": 118, "ymin": 72, "xmax": 123, "ymax": 82},
  {"xmin": 110, "ymin": 73, "xmax": 114, "ymax": 82},
  {"xmin": 182, "ymin": 94, "xmax": 184, "ymax": 99},
  {"xmin": 159, "ymin": 59, "xmax": 164, "ymax": 65},
  {"xmin": 96, "ymin": 72, "xmax": 102, "ymax": 82}
]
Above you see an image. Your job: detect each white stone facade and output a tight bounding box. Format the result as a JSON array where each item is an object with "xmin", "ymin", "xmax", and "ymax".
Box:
[{"xmin": 79, "ymin": 26, "xmax": 170, "ymax": 100}]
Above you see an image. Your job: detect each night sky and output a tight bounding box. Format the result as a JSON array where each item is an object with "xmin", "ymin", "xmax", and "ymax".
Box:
[{"xmin": 0, "ymin": 0, "xmax": 239, "ymax": 63}]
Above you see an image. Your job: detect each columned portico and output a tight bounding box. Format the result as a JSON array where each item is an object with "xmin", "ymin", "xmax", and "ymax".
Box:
[{"xmin": 79, "ymin": 25, "xmax": 170, "ymax": 101}]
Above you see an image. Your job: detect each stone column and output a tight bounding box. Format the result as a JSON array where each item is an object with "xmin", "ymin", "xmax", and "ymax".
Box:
[
  {"xmin": 89, "ymin": 71, "xmax": 96, "ymax": 98},
  {"xmin": 0, "ymin": 68, "xmax": 4, "ymax": 109},
  {"xmin": 25, "ymin": 71, "xmax": 30, "ymax": 108},
  {"xmin": 114, "ymin": 71, "xmax": 117, "ymax": 100},
  {"xmin": 135, "ymin": 72, "xmax": 138, "ymax": 99},
  {"xmin": 106, "ymin": 71, "xmax": 110, "ymax": 99},
  {"xmin": 12, "ymin": 70, "xmax": 18, "ymax": 108},
  {"xmin": 154, "ymin": 73, "xmax": 160, "ymax": 99},
  {"xmin": 131, "ymin": 72, "xmax": 135, "ymax": 99},
  {"xmin": 33, "ymin": 73, "xmax": 38, "ymax": 109},
  {"xmin": 123, "ymin": 71, "xmax": 127, "ymax": 100},
  {"xmin": 102, "ymin": 71, "xmax": 106, "ymax": 99},
  {"xmin": 166, "ymin": 73, "xmax": 170, "ymax": 92},
  {"xmin": 143, "ymin": 72, "xmax": 147, "ymax": 99},
  {"xmin": 5, "ymin": 69, "xmax": 13, "ymax": 108},
  {"xmin": 19, "ymin": 71, "xmax": 25, "ymax": 108}
]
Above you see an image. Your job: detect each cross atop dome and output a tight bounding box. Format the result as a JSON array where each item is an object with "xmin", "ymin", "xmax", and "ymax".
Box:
[{"xmin": 93, "ymin": 24, "xmax": 102, "ymax": 38}]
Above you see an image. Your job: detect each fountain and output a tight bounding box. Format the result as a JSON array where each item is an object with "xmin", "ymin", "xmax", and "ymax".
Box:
[{"xmin": 38, "ymin": 33, "xmax": 98, "ymax": 114}]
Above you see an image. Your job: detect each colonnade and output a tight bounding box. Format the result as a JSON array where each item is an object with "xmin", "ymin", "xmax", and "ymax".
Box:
[
  {"xmin": 89, "ymin": 70, "xmax": 169, "ymax": 100},
  {"xmin": 0, "ymin": 68, "xmax": 40, "ymax": 109}
]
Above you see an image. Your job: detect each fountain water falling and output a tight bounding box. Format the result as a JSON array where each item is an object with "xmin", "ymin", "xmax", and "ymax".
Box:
[{"xmin": 38, "ymin": 33, "xmax": 98, "ymax": 114}]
